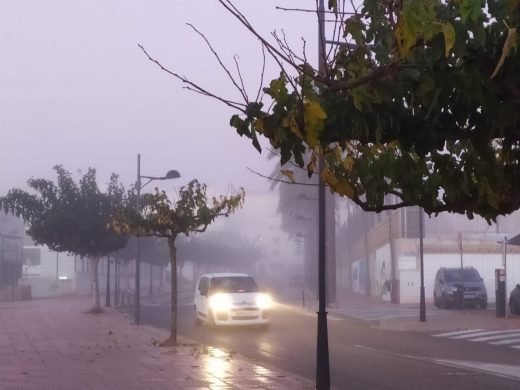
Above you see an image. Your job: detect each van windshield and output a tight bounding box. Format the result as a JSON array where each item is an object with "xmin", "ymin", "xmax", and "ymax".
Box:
[
  {"xmin": 445, "ymin": 269, "xmax": 481, "ymax": 282},
  {"xmin": 210, "ymin": 276, "xmax": 259, "ymax": 293}
]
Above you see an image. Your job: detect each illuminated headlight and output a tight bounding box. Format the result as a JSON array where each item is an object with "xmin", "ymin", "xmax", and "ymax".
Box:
[
  {"xmin": 256, "ymin": 293, "xmax": 272, "ymax": 310},
  {"xmin": 209, "ymin": 293, "xmax": 232, "ymax": 311}
]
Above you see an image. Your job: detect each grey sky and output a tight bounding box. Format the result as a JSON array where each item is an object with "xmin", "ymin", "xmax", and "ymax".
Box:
[{"xmin": 0, "ymin": 0, "xmax": 319, "ymax": 200}]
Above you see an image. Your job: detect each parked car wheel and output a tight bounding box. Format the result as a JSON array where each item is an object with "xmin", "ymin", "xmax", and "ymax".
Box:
[
  {"xmin": 442, "ymin": 294, "xmax": 449, "ymax": 309},
  {"xmin": 433, "ymin": 293, "xmax": 440, "ymax": 308}
]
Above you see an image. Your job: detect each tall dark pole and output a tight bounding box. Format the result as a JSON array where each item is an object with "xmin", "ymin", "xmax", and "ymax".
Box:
[
  {"xmin": 316, "ymin": 0, "xmax": 330, "ymax": 388},
  {"xmin": 114, "ymin": 259, "xmax": 119, "ymax": 305},
  {"xmin": 419, "ymin": 208, "xmax": 426, "ymax": 322},
  {"xmin": 135, "ymin": 154, "xmax": 142, "ymax": 324}
]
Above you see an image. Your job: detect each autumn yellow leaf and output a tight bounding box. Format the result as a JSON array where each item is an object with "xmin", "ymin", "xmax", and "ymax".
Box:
[
  {"xmin": 491, "ymin": 26, "xmax": 518, "ymax": 79},
  {"xmin": 440, "ymin": 22, "xmax": 455, "ymax": 57},
  {"xmin": 281, "ymin": 169, "xmax": 296, "ymax": 183},
  {"xmin": 342, "ymin": 155, "xmax": 355, "ymax": 172},
  {"xmin": 304, "ymin": 100, "xmax": 327, "ymax": 148},
  {"xmin": 254, "ymin": 119, "xmax": 265, "ymax": 133},
  {"xmin": 335, "ymin": 178, "xmax": 355, "ymax": 198}
]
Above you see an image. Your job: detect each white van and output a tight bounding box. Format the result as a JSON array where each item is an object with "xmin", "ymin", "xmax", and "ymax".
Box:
[{"xmin": 194, "ymin": 273, "xmax": 272, "ymax": 327}]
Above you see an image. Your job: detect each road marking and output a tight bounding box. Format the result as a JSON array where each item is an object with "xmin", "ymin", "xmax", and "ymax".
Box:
[
  {"xmin": 334, "ymin": 307, "xmax": 435, "ymax": 322},
  {"xmin": 354, "ymin": 344, "xmax": 520, "ymax": 381},
  {"xmin": 470, "ymin": 332, "xmax": 520, "ymax": 342},
  {"xmin": 490, "ymin": 338, "xmax": 520, "ymax": 345},
  {"xmin": 448, "ymin": 329, "xmax": 520, "ymax": 339},
  {"xmin": 432, "ymin": 329, "xmax": 486, "ymax": 337},
  {"xmin": 432, "ymin": 329, "xmax": 520, "ymax": 350}
]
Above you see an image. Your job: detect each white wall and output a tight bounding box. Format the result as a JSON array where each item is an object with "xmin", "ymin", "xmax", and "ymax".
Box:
[{"xmin": 375, "ymin": 244, "xmax": 392, "ymax": 301}]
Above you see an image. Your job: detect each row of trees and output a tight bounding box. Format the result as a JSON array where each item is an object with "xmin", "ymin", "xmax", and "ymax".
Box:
[
  {"xmin": 145, "ymin": 0, "xmax": 520, "ymax": 222},
  {"xmin": 0, "ymin": 166, "xmax": 245, "ymax": 345}
]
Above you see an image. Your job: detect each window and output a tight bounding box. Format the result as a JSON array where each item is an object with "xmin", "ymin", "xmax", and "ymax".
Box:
[
  {"xmin": 210, "ymin": 276, "xmax": 258, "ymax": 293},
  {"xmin": 198, "ymin": 277, "xmax": 208, "ymax": 294}
]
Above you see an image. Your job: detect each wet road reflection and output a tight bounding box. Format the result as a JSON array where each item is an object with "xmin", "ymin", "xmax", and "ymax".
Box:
[{"xmin": 194, "ymin": 345, "xmax": 312, "ymax": 389}]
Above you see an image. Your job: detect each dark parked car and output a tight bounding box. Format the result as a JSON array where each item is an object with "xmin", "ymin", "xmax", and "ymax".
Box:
[
  {"xmin": 433, "ymin": 267, "xmax": 487, "ymax": 309},
  {"xmin": 510, "ymin": 284, "xmax": 520, "ymax": 314}
]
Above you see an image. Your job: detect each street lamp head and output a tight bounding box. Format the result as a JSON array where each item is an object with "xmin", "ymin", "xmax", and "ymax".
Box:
[{"xmin": 164, "ymin": 170, "xmax": 181, "ymax": 180}]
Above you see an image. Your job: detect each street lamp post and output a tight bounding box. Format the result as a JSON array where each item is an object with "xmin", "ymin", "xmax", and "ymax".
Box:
[
  {"xmin": 419, "ymin": 208, "xmax": 426, "ymax": 322},
  {"xmin": 134, "ymin": 153, "xmax": 180, "ymax": 325},
  {"xmin": 316, "ymin": 1, "xmax": 330, "ymax": 388}
]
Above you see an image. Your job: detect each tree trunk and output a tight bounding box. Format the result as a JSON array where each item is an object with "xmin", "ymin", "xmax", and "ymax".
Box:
[
  {"xmin": 105, "ymin": 255, "xmax": 111, "ymax": 307},
  {"xmin": 123, "ymin": 261, "xmax": 131, "ymax": 304},
  {"xmin": 114, "ymin": 259, "xmax": 120, "ymax": 305},
  {"xmin": 158, "ymin": 265, "xmax": 164, "ymax": 293},
  {"xmin": 162, "ymin": 236, "xmax": 178, "ymax": 346},
  {"xmin": 90, "ymin": 256, "xmax": 102, "ymax": 313},
  {"xmin": 149, "ymin": 263, "xmax": 153, "ymax": 298}
]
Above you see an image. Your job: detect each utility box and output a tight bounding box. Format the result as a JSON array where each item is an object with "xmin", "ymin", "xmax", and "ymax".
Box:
[{"xmin": 495, "ymin": 269, "xmax": 506, "ymax": 317}]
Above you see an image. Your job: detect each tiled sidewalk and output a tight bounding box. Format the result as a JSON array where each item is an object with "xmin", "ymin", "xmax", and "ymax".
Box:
[{"xmin": 0, "ymin": 297, "xmax": 313, "ymax": 390}]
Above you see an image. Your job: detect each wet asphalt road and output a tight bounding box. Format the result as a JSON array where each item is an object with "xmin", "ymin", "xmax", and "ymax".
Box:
[{"xmin": 125, "ymin": 298, "xmax": 520, "ymax": 390}]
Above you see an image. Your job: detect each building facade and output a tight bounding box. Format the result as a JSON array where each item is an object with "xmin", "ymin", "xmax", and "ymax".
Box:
[{"xmin": 339, "ymin": 204, "xmax": 520, "ymax": 304}]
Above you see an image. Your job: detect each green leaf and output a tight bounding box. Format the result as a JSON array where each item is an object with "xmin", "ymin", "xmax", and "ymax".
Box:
[
  {"xmin": 395, "ymin": 0, "xmax": 439, "ymax": 57},
  {"xmin": 455, "ymin": 0, "xmax": 485, "ymax": 24},
  {"xmin": 345, "ymin": 16, "xmax": 365, "ymax": 45},
  {"xmin": 328, "ymin": 0, "xmax": 338, "ymax": 13}
]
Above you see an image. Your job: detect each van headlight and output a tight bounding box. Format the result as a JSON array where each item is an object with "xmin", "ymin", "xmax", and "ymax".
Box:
[
  {"xmin": 209, "ymin": 293, "xmax": 232, "ymax": 311},
  {"xmin": 256, "ymin": 293, "xmax": 272, "ymax": 310}
]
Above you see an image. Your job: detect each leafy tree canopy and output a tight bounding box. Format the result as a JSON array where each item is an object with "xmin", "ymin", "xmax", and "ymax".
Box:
[
  {"xmin": 0, "ymin": 166, "xmax": 128, "ymax": 312},
  {"xmin": 111, "ymin": 178, "xmax": 245, "ymax": 345},
  {"xmin": 0, "ymin": 166, "xmax": 128, "ymax": 257},
  {"xmin": 113, "ymin": 179, "xmax": 245, "ymax": 240},
  {"xmin": 146, "ymin": 0, "xmax": 520, "ymax": 222}
]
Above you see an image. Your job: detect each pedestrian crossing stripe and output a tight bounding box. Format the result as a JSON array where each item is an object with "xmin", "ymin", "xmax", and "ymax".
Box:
[
  {"xmin": 334, "ymin": 307, "xmax": 436, "ymax": 321},
  {"xmin": 432, "ymin": 329, "xmax": 520, "ymax": 350},
  {"xmin": 471, "ymin": 332, "xmax": 520, "ymax": 342},
  {"xmin": 438, "ymin": 329, "xmax": 520, "ymax": 340},
  {"xmin": 432, "ymin": 329, "xmax": 487, "ymax": 338},
  {"xmin": 490, "ymin": 338, "xmax": 520, "ymax": 345}
]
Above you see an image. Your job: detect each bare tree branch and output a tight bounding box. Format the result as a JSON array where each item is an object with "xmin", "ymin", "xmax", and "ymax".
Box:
[
  {"xmin": 138, "ymin": 44, "xmax": 247, "ymax": 113},
  {"xmin": 247, "ymin": 167, "xmax": 318, "ymax": 186},
  {"xmin": 255, "ymin": 45, "xmax": 267, "ymax": 102},
  {"xmin": 233, "ymin": 54, "xmax": 249, "ymax": 101},
  {"xmin": 186, "ymin": 23, "xmax": 249, "ymax": 103},
  {"xmin": 275, "ymin": 6, "xmax": 359, "ymax": 15}
]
